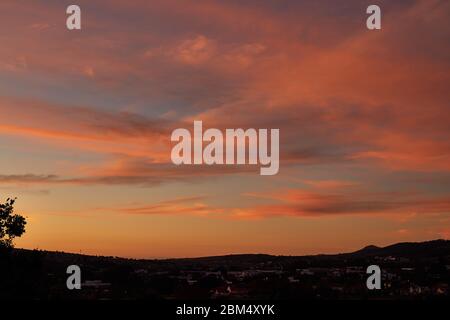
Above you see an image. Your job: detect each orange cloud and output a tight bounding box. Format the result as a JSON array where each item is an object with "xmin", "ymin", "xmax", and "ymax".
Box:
[
  {"xmin": 232, "ymin": 189, "xmax": 450, "ymax": 219},
  {"xmin": 98, "ymin": 196, "xmax": 225, "ymax": 217}
]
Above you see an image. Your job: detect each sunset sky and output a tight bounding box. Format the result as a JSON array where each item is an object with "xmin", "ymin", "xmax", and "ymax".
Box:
[{"xmin": 0, "ymin": 0, "xmax": 449, "ymax": 258}]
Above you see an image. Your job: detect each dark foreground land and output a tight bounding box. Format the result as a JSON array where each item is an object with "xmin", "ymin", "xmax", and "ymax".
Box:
[{"xmin": 0, "ymin": 239, "xmax": 449, "ymax": 300}]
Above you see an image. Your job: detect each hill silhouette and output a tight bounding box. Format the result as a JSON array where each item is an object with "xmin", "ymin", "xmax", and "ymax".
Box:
[
  {"xmin": 12, "ymin": 239, "xmax": 450, "ymax": 266},
  {"xmin": 343, "ymin": 239, "xmax": 450, "ymax": 258},
  {"xmin": 1, "ymin": 239, "xmax": 449, "ymax": 300}
]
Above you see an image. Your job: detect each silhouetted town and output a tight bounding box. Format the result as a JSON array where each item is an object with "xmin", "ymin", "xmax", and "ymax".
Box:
[{"xmin": 1, "ymin": 240, "xmax": 449, "ymax": 300}]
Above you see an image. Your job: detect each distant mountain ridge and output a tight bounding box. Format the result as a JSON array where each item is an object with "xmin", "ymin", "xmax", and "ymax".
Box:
[
  {"xmin": 354, "ymin": 245, "xmax": 381, "ymax": 253},
  {"xmin": 14, "ymin": 239, "xmax": 450, "ymax": 263},
  {"xmin": 343, "ymin": 239, "xmax": 450, "ymax": 258},
  {"xmin": 171, "ymin": 239, "xmax": 450, "ymax": 260}
]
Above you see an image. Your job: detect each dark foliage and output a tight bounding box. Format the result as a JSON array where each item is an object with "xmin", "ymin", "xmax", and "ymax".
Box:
[{"xmin": 0, "ymin": 198, "xmax": 27, "ymax": 248}]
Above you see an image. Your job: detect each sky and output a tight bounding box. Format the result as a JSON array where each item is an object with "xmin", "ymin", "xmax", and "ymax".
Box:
[{"xmin": 0, "ymin": 0, "xmax": 449, "ymax": 258}]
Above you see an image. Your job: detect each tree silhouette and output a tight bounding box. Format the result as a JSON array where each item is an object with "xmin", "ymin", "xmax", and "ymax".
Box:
[{"xmin": 0, "ymin": 198, "xmax": 27, "ymax": 248}]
